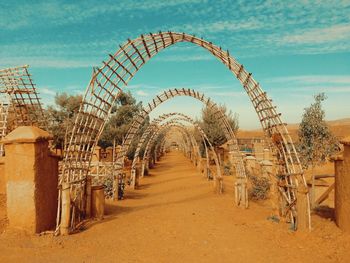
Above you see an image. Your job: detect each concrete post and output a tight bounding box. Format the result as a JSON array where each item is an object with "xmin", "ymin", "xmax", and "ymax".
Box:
[
  {"xmin": 334, "ymin": 137, "xmax": 350, "ymax": 232},
  {"xmin": 3, "ymin": 126, "xmax": 59, "ymax": 234}
]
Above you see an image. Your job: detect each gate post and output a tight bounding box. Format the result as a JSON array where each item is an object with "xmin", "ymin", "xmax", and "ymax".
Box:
[
  {"xmin": 3, "ymin": 126, "xmax": 58, "ymax": 234},
  {"xmin": 296, "ymin": 184, "xmax": 309, "ymax": 230},
  {"xmin": 334, "ymin": 137, "xmax": 350, "ymax": 232}
]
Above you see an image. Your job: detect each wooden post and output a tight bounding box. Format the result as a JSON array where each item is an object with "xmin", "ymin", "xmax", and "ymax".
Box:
[
  {"xmin": 60, "ymin": 183, "xmax": 71, "ymax": 235},
  {"xmin": 296, "ymin": 184, "xmax": 309, "ymax": 231},
  {"xmin": 91, "ymin": 185, "xmax": 105, "ymax": 220},
  {"xmin": 130, "ymin": 169, "xmax": 136, "ymax": 189},
  {"xmin": 141, "ymin": 161, "xmax": 145, "ymax": 178},
  {"xmin": 86, "ymin": 176, "xmax": 92, "ymax": 218},
  {"xmin": 311, "ymin": 173, "xmax": 315, "ymax": 209}
]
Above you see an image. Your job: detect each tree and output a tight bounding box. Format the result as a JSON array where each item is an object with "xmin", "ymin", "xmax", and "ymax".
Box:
[
  {"xmin": 198, "ymin": 105, "xmax": 239, "ymax": 147},
  {"xmin": 46, "ymin": 93, "xmax": 82, "ymax": 149},
  {"xmin": 99, "ymin": 91, "xmax": 149, "ymax": 159},
  {"xmin": 298, "ymin": 93, "xmax": 339, "ymax": 169}
]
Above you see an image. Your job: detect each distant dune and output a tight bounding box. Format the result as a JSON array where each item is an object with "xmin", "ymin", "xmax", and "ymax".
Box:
[{"xmin": 237, "ymin": 118, "xmax": 350, "ymax": 140}]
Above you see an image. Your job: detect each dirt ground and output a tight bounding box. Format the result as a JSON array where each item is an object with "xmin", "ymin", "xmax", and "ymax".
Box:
[{"xmin": 0, "ymin": 151, "xmax": 350, "ymax": 262}]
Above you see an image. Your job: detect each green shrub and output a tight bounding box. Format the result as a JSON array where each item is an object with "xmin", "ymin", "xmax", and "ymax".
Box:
[{"xmin": 248, "ymin": 175, "xmax": 270, "ymax": 200}]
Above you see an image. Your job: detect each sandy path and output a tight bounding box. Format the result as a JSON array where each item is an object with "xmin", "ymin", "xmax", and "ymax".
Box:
[{"xmin": 0, "ymin": 151, "xmax": 349, "ymax": 262}]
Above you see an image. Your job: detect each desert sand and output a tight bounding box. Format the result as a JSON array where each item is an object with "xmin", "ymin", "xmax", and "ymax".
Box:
[{"xmin": 0, "ymin": 151, "xmax": 349, "ymax": 262}]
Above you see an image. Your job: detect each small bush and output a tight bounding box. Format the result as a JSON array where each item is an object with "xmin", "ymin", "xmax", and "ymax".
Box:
[
  {"xmin": 248, "ymin": 175, "xmax": 270, "ymax": 200},
  {"xmin": 223, "ymin": 162, "xmax": 232, "ymax": 176}
]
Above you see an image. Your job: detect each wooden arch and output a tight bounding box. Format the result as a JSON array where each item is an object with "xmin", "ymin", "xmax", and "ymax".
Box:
[
  {"xmin": 137, "ymin": 114, "xmax": 222, "ymax": 189},
  {"xmin": 140, "ymin": 120, "xmax": 215, "ymax": 177},
  {"xmin": 116, "ymin": 88, "xmax": 237, "ymax": 169},
  {"xmin": 131, "ymin": 112, "xmax": 220, "ymax": 177},
  {"xmin": 61, "ymin": 31, "xmax": 309, "ymax": 231}
]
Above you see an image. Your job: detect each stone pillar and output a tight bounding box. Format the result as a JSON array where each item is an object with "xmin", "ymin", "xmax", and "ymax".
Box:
[
  {"xmin": 260, "ymin": 160, "xmax": 273, "ymax": 178},
  {"xmin": 3, "ymin": 126, "xmax": 59, "ymax": 234},
  {"xmin": 334, "ymin": 136, "xmax": 350, "ymax": 232},
  {"xmin": 263, "ymin": 148, "xmax": 271, "ymax": 161},
  {"xmin": 244, "ymin": 156, "xmax": 256, "ymax": 176},
  {"xmin": 105, "ymin": 147, "xmax": 113, "ymax": 162}
]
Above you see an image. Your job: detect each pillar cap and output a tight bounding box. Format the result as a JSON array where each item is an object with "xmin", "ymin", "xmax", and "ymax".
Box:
[
  {"xmin": 340, "ymin": 136, "xmax": 350, "ymax": 146},
  {"xmin": 260, "ymin": 160, "xmax": 273, "ymax": 166},
  {"xmin": 3, "ymin": 126, "xmax": 53, "ymax": 144},
  {"xmin": 330, "ymin": 153, "xmax": 344, "ymax": 162}
]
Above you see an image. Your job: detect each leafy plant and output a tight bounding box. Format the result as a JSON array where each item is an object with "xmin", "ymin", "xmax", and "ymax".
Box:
[{"xmin": 248, "ymin": 175, "xmax": 271, "ymax": 200}]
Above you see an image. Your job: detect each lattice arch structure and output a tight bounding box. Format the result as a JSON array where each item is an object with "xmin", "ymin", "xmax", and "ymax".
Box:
[
  {"xmin": 134, "ymin": 113, "xmax": 223, "ymax": 190},
  {"xmin": 119, "ymin": 89, "xmax": 238, "ymax": 169},
  {"xmin": 131, "ymin": 112, "xmax": 220, "ymax": 177},
  {"xmin": 61, "ymin": 31, "xmax": 309, "ymax": 231},
  {"xmin": 113, "ymin": 89, "xmax": 244, "ymax": 199},
  {"xmin": 0, "ymin": 65, "xmax": 47, "ymax": 155}
]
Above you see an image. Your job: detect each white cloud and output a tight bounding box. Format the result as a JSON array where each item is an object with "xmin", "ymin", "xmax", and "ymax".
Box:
[
  {"xmin": 265, "ymin": 75, "xmax": 350, "ymax": 94},
  {"xmin": 39, "ymin": 87, "xmax": 56, "ymax": 96},
  {"xmin": 173, "ymin": 19, "xmax": 262, "ymax": 34},
  {"xmin": 267, "ymin": 75, "xmax": 350, "ymax": 85},
  {"xmin": 208, "ymin": 91, "xmax": 245, "ymax": 97},
  {"xmin": 154, "ymin": 54, "xmax": 214, "ymax": 62},
  {"xmin": 0, "ymin": 0, "xmax": 205, "ymax": 29},
  {"xmin": 282, "ymin": 24, "xmax": 350, "ymax": 44},
  {"xmin": 136, "ymin": 90, "xmax": 149, "ymax": 96},
  {"xmin": 0, "ymin": 57, "xmax": 97, "ymax": 69}
]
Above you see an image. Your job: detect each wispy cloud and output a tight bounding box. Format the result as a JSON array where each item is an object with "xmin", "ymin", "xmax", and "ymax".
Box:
[
  {"xmin": 136, "ymin": 90, "xmax": 149, "ymax": 97},
  {"xmin": 265, "ymin": 75, "xmax": 350, "ymax": 94},
  {"xmin": 267, "ymin": 75, "xmax": 350, "ymax": 85},
  {"xmin": 0, "ymin": 0, "xmax": 205, "ymax": 30},
  {"xmin": 207, "ymin": 91, "xmax": 245, "ymax": 97},
  {"xmin": 0, "ymin": 57, "xmax": 97, "ymax": 69},
  {"xmin": 282, "ymin": 24, "xmax": 350, "ymax": 44},
  {"xmin": 154, "ymin": 54, "xmax": 214, "ymax": 62},
  {"xmin": 39, "ymin": 87, "xmax": 56, "ymax": 96},
  {"xmin": 173, "ymin": 19, "xmax": 262, "ymax": 34}
]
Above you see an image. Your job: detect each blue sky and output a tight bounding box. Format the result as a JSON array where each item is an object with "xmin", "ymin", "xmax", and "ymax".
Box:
[{"xmin": 1, "ymin": 0, "xmax": 350, "ymax": 129}]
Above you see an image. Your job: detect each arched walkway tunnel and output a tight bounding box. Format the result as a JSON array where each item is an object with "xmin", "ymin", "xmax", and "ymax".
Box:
[{"xmin": 56, "ymin": 31, "xmax": 311, "ymax": 235}]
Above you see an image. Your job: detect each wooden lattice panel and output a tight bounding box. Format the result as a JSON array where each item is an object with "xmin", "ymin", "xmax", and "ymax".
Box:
[{"xmin": 0, "ymin": 65, "xmax": 47, "ymax": 155}]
